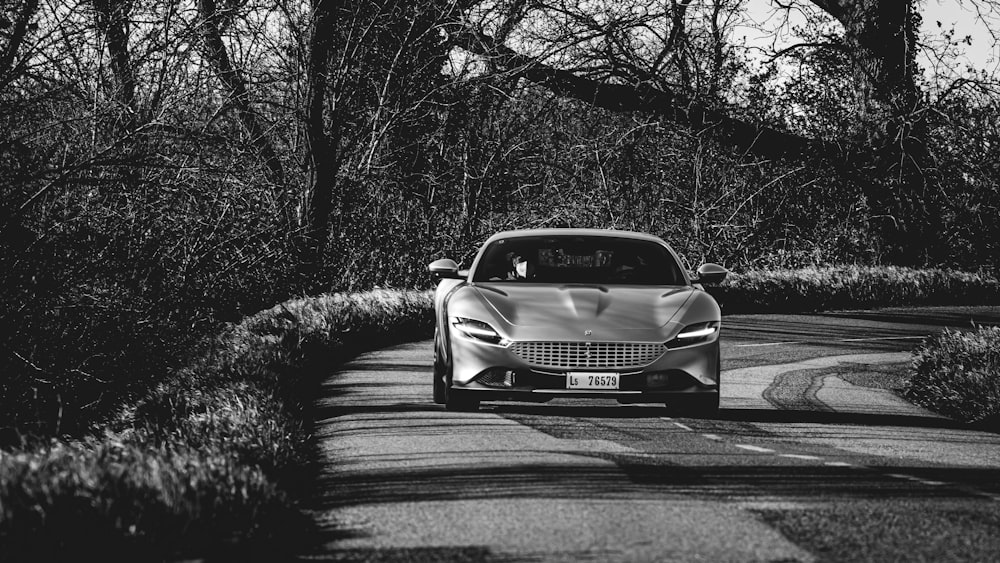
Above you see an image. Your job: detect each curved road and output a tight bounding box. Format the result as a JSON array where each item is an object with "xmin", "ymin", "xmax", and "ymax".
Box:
[{"xmin": 301, "ymin": 306, "xmax": 1000, "ymax": 562}]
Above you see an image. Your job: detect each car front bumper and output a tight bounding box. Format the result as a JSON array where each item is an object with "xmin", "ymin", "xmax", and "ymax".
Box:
[{"xmin": 449, "ymin": 330, "xmax": 720, "ymax": 400}]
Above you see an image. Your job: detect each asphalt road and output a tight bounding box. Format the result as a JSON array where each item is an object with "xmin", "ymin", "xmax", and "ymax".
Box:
[{"xmin": 301, "ymin": 306, "xmax": 1000, "ymax": 562}]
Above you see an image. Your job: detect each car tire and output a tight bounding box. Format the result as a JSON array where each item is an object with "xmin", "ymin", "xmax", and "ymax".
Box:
[
  {"xmin": 665, "ymin": 393, "xmax": 719, "ymax": 418},
  {"xmin": 437, "ymin": 330, "xmax": 480, "ymax": 411},
  {"xmin": 433, "ymin": 329, "xmax": 447, "ymax": 404}
]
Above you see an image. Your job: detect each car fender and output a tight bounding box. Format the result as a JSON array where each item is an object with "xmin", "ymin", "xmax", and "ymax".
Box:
[{"xmin": 434, "ymin": 278, "xmax": 466, "ymax": 365}]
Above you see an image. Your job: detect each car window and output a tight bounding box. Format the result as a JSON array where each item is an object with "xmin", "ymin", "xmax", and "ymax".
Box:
[{"xmin": 471, "ymin": 236, "xmax": 686, "ymax": 286}]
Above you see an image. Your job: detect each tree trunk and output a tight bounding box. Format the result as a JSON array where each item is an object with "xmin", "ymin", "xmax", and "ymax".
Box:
[
  {"xmin": 92, "ymin": 0, "xmax": 137, "ymax": 129},
  {"xmin": 92, "ymin": 0, "xmax": 140, "ymax": 193},
  {"xmin": 0, "ymin": 0, "xmax": 39, "ymax": 89},
  {"xmin": 814, "ymin": 0, "xmax": 938, "ymax": 263},
  {"xmin": 300, "ymin": 0, "xmax": 339, "ymax": 274},
  {"xmin": 198, "ymin": 0, "xmax": 285, "ymax": 186}
]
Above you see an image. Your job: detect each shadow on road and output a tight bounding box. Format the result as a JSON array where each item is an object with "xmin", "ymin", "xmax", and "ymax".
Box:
[
  {"xmin": 314, "ymin": 394, "xmax": 983, "ymax": 433},
  {"xmin": 711, "ymin": 407, "xmax": 970, "ymax": 430},
  {"xmin": 818, "ymin": 308, "xmax": 1000, "ymax": 328},
  {"xmin": 311, "ymin": 456, "xmax": 1000, "ymax": 510},
  {"xmin": 490, "ymin": 403, "xmax": 675, "ymax": 418},
  {"xmin": 488, "ymin": 402, "xmax": 975, "ymax": 431}
]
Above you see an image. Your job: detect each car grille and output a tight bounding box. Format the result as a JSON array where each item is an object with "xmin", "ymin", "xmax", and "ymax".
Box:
[{"xmin": 508, "ymin": 341, "xmax": 664, "ymax": 370}]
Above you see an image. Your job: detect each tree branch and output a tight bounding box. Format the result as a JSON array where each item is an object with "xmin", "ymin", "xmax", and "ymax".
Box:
[
  {"xmin": 804, "ymin": 0, "xmax": 855, "ymax": 27},
  {"xmin": 198, "ymin": 0, "xmax": 284, "ymax": 185},
  {"xmin": 0, "ymin": 0, "xmax": 39, "ymax": 89},
  {"xmin": 92, "ymin": 0, "xmax": 137, "ymax": 123},
  {"xmin": 451, "ymin": 26, "xmax": 852, "ymax": 161},
  {"xmin": 768, "ymin": 40, "xmax": 849, "ymax": 61}
]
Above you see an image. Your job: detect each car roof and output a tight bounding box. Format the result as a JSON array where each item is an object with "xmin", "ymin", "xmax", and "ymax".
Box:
[{"xmin": 482, "ymin": 228, "xmax": 667, "ymax": 245}]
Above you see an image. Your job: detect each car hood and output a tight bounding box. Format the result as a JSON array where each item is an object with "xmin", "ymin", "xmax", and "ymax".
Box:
[{"xmin": 470, "ymin": 283, "xmax": 696, "ymax": 340}]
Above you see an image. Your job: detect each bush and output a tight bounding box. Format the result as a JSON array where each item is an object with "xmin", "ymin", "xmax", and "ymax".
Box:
[
  {"xmin": 904, "ymin": 326, "xmax": 1000, "ymax": 427},
  {"xmin": 0, "ymin": 440, "xmax": 295, "ymax": 561},
  {"xmin": 0, "ymin": 289, "xmax": 434, "ymax": 561},
  {"xmin": 709, "ymin": 266, "xmax": 1000, "ymax": 314},
  {"xmin": 0, "ymin": 167, "xmax": 302, "ymax": 443}
]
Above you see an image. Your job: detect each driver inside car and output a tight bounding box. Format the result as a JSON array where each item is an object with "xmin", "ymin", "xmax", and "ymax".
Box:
[{"xmin": 507, "ymin": 253, "xmax": 534, "ymax": 280}]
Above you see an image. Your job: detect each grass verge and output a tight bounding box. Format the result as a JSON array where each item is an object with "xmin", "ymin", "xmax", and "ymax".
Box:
[
  {"xmin": 710, "ymin": 265, "xmax": 1000, "ymax": 313},
  {"xmin": 0, "ymin": 289, "xmax": 433, "ymax": 561},
  {"xmin": 904, "ymin": 326, "xmax": 1000, "ymax": 429}
]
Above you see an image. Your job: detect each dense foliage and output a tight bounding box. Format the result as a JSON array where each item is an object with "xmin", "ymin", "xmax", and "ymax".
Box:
[
  {"xmin": 712, "ymin": 266, "xmax": 1000, "ymax": 314},
  {"xmin": 905, "ymin": 326, "xmax": 1000, "ymax": 428},
  {"xmin": 0, "ymin": 289, "xmax": 433, "ymax": 560}
]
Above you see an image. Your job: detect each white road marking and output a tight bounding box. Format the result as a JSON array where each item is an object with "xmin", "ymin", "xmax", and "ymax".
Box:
[
  {"xmin": 884, "ymin": 474, "xmax": 950, "ymax": 487},
  {"xmin": 779, "ymin": 454, "xmax": 822, "ymax": 461},
  {"xmin": 824, "ymin": 461, "xmax": 856, "ymax": 468},
  {"xmin": 656, "ymin": 417, "xmax": 987, "ymax": 501},
  {"xmin": 657, "ymin": 353, "xmax": 999, "ymax": 502},
  {"xmin": 735, "ymin": 444, "xmax": 775, "ymax": 453},
  {"xmin": 839, "ymin": 336, "xmax": 925, "ymax": 342},
  {"xmin": 736, "ymin": 336, "xmax": 924, "ymax": 347}
]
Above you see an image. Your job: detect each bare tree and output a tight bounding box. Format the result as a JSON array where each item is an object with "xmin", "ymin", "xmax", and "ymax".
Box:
[
  {"xmin": 300, "ymin": 0, "xmax": 459, "ymax": 271},
  {"xmin": 446, "ymin": 0, "xmax": 1000, "ymax": 263},
  {"xmin": 301, "ymin": 0, "xmax": 337, "ymax": 267},
  {"xmin": 92, "ymin": 0, "xmax": 137, "ymax": 128},
  {"xmin": 197, "ymin": 0, "xmax": 285, "ymax": 186}
]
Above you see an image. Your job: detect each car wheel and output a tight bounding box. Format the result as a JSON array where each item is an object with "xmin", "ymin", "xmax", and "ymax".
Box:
[
  {"xmin": 433, "ymin": 329, "xmax": 447, "ymax": 404},
  {"xmin": 437, "ymin": 330, "xmax": 480, "ymax": 411},
  {"xmin": 665, "ymin": 394, "xmax": 719, "ymax": 418}
]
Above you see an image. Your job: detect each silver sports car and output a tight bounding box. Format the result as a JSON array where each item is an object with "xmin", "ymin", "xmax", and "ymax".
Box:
[{"xmin": 429, "ymin": 228, "xmax": 728, "ymax": 414}]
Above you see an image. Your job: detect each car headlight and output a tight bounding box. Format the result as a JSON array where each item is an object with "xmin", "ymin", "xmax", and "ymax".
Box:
[
  {"xmin": 666, "ymin": 321, "xmax": 719, "ymax": 348},
  {"xmin": 451, "ymin": 317, "xmax": 510, "ymax": 346}
]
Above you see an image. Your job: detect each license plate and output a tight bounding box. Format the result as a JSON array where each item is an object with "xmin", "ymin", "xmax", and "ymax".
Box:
[{"xmin": 567, "ymin": 372, "xmax": 619, "ymax": 390}]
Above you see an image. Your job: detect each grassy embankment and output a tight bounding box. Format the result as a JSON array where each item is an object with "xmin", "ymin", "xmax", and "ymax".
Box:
[
  {"xmin": 905, "ymin": 326, "xmax": 1000, "ymax": 427},
  {"xmin": 0, "ymin": 290, "xmax": 434, "ymax": 561},
  {"xmin": 710, "ymin": 265, "xmax": 1000, "ymax": 313},
  {"xmin": 1, "ymin": 265, "xmax": 998, "ymax": 560}
]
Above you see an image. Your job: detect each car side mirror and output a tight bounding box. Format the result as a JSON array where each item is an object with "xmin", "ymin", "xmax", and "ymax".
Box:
[
  {"xmin": 428, "ymin": 258, "xmax": 465, "ymax": 279},
  {"xmin": 692, "ymin": 263, "xmax": 728, "ymax": 285}
]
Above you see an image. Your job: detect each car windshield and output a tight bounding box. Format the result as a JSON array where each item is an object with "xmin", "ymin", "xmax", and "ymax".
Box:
[{"xmin": 471, "ymin": 235, "xmax": 686, "ymax": 286}]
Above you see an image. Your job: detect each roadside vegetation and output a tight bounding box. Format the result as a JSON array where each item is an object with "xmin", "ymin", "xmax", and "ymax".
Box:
[
  {"xmin": 905, "ymin": 326, "xmax": 1000, "ymax": 429},
  {"xmin": 3, "ymin": 269, "xmax": 998, "ymax": 558},
  {"xmin": 0, "ymin": 290, "xmax": 432, "ymax": 561},
  {"xmin": 712, "ymin": 266, "xmax": 1000, "ymax": 314}
]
